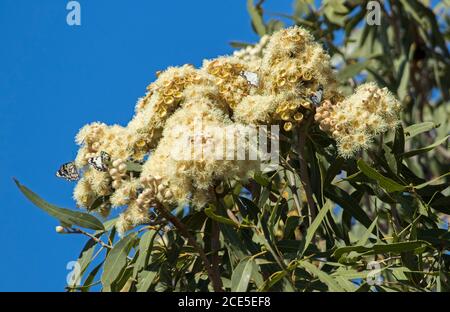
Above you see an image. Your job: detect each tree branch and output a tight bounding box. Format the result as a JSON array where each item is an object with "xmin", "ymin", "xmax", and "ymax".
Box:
[
  {"xmin": 154, "ymin": 202, "xmax": 224, "ymax": 292},
  {"xmin": 210, "ymin": 220, "xmax": 223, "ymax": 290},
  {"xmin": 296, "ymin": 119, "xmax": 317, "ymax": 223},
  {"xmin": 70, "ymin": 228, "xmax": 112, "ymax": 249}
]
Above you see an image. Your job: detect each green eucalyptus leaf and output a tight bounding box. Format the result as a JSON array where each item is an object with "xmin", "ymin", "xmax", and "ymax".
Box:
[
  {"xmin": 101, "ymin": 232, "xmax": 137, "ymax": 291},
  {"xmin": 298, "ymin": 261, "xmax": 342, "ymax": 292},
  {"xmin": 247, "ymin": 0, "xmax": 266, "ymax": 36},
  {"xmin": 325, "ymin": 185, "xmax": 373, "ymax": 229},
  {"xmin": 333, "ymin": 241, "xmax": 432, "ymax": 260},
  {"xmin": 14, "ymin": 179, "xmax": 104, "ymax": 231},
  {"xmin": 300, "ymin": 200, "xmax": 333, "ymax": 256},
  {"xmin": 357, "ymin": 160, "xmax": 407, "ymax": 193},
  {"xmin": 401, "ymin": 135, "xmax": 449, "ymax": 158},
  {"xmin": 136, "ymin": 270, "xmax": 157, "ymax": 292},
  {"xmin": 404, "ymin": 122, "xmax": 438, "ymax": 140},
  {"xmin": 231, "ymin": 258, "xmax": 253, "ymax": 292}
]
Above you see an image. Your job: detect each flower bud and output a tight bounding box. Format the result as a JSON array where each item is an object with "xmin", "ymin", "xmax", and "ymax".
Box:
[
  {"xmin": 112, "ymin": 159, "xmax": 122, "ymax": 168},
  {"xmin": 314, "ymin": 113, "xmax": 322, "ymax": 121},
  {"xmin": 118, "ymin": 163, "xmax": 127, "ymax": 172},
  {"xmin": 112, "ymin": 180, "xmax": 121, "ymax": 189},
  {"xmin": 91, "ymin": 142, "xmax": 100, "ymax": 151},
  {"xmin": 143, "ymin": 188, "xmax": 153, "ymax": 197},
  {"xmin": 109, "ymin": 168, "xmax": 119, "ymax": 176},
  {"xmin": 55, "ymin": 226, "xmax": 65, "ymax": 233},
  {"xmin": 163, "ymin": 189, "xmax": 173, "ymax": 200},
  {"xmin": 144, "ymin": 198, "xmax": 152, "ymax": 204},
  {"xmin": 157, "ymin": 184, "xmax": 166, "ymax": 193},
  {"xmin": 154, "ymin": 175, "xmax": 162, "ymax": 184}
]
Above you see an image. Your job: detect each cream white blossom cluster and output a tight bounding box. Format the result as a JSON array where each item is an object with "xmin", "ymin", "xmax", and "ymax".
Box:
[
  {"xmin": 314, "ymin": 82, "xmax": 402, "ymax": 158},
  {"xmin": 69, "ymin": 26, "xmax": 401, "ymax": 235}
]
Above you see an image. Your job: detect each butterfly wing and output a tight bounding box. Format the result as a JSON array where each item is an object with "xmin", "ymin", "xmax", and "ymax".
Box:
[
  {"xmin": 241, "ymin": 71, "xmax": 259, "ymax": 87},
  {"xmin": 101, "ymin": 151, "xmax": 111, "ymax": 163},
  {"xmin": 88, "ymin": 151, "xmax": 111, "ymax": 172},
  {"xmin": 310, "ymin": 85, "xmax": 324, "ymax": 107},
  {"xmin": 56, "ymin": 162, "xmax": 80, "ymax": 181}
]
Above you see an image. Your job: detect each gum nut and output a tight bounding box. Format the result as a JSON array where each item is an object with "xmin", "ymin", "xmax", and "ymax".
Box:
[
  {"xmin": 140, "ymin": 176, "xmax": 148, "ymax": 184},
  {"xmin": 55, "ymin": 226, "xmax": 65, "ymax": 233},
  {"xmin": 294, "ymin": 112, "xmax": 304, "ymax": 122},
  {"xmin": 136, "ymin": 197, "xmax": 144, "ymax": 206},
  {"xmin": 143, "ymin": 188, "xmax": 152, "ymax": 196},
  {"xmin": 154, "ymin": 175, "xmax": 162, "ymax": 183},
  {"xmin": 281, "ymin": 112, "xmax": 291, "ymax": 121},
  {"xmin": 112, "ymin": 159, "xmax": 122, "ymax": 168},
  {"xmin": 136, "ymin": 139, "xmax": 146, "ymax": 148},
  {"xmin": 283, "ymin": 122, "xmax": 293, "ymax": 131},
  {"xmin": 118, "ymin": 163, "xmax": 127, "ymax": 172}
]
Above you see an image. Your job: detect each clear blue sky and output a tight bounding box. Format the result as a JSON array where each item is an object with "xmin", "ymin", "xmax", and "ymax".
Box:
[{"xmin": 0, "ymin": 0, "xmax": 294, "ymax": 291}]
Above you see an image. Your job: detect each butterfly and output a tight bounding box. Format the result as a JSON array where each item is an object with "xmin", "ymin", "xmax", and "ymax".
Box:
[
  {"xmin": 240, "ymin": 71, "xmax": 259, "ymax": 87},
  {"xmin": 310, "ymin": 84, "xmax": 324, "ymax": 107},
  {"xmin": 88, "ymin": 151, "xmax": 111, "ymax": 172},
  {"xmin": 56, "ymin": 162, "xmax": 80, "ymax": 181}
]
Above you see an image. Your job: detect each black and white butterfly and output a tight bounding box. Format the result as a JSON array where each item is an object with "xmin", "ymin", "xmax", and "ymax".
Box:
[
  {"xmin": 310, "ymin": 84, "xmax": 324, "ymax": 107},
  {"xmin": 88, "ymin": 151, "xmax": 111, "ymax": 172},
  {"xmin": 240, "ymin": 71, "xmax": 259, "ymax": 87},
  {"xmin": 56, "ymin": 162, "xmax": 80, "ymax": 181}
]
